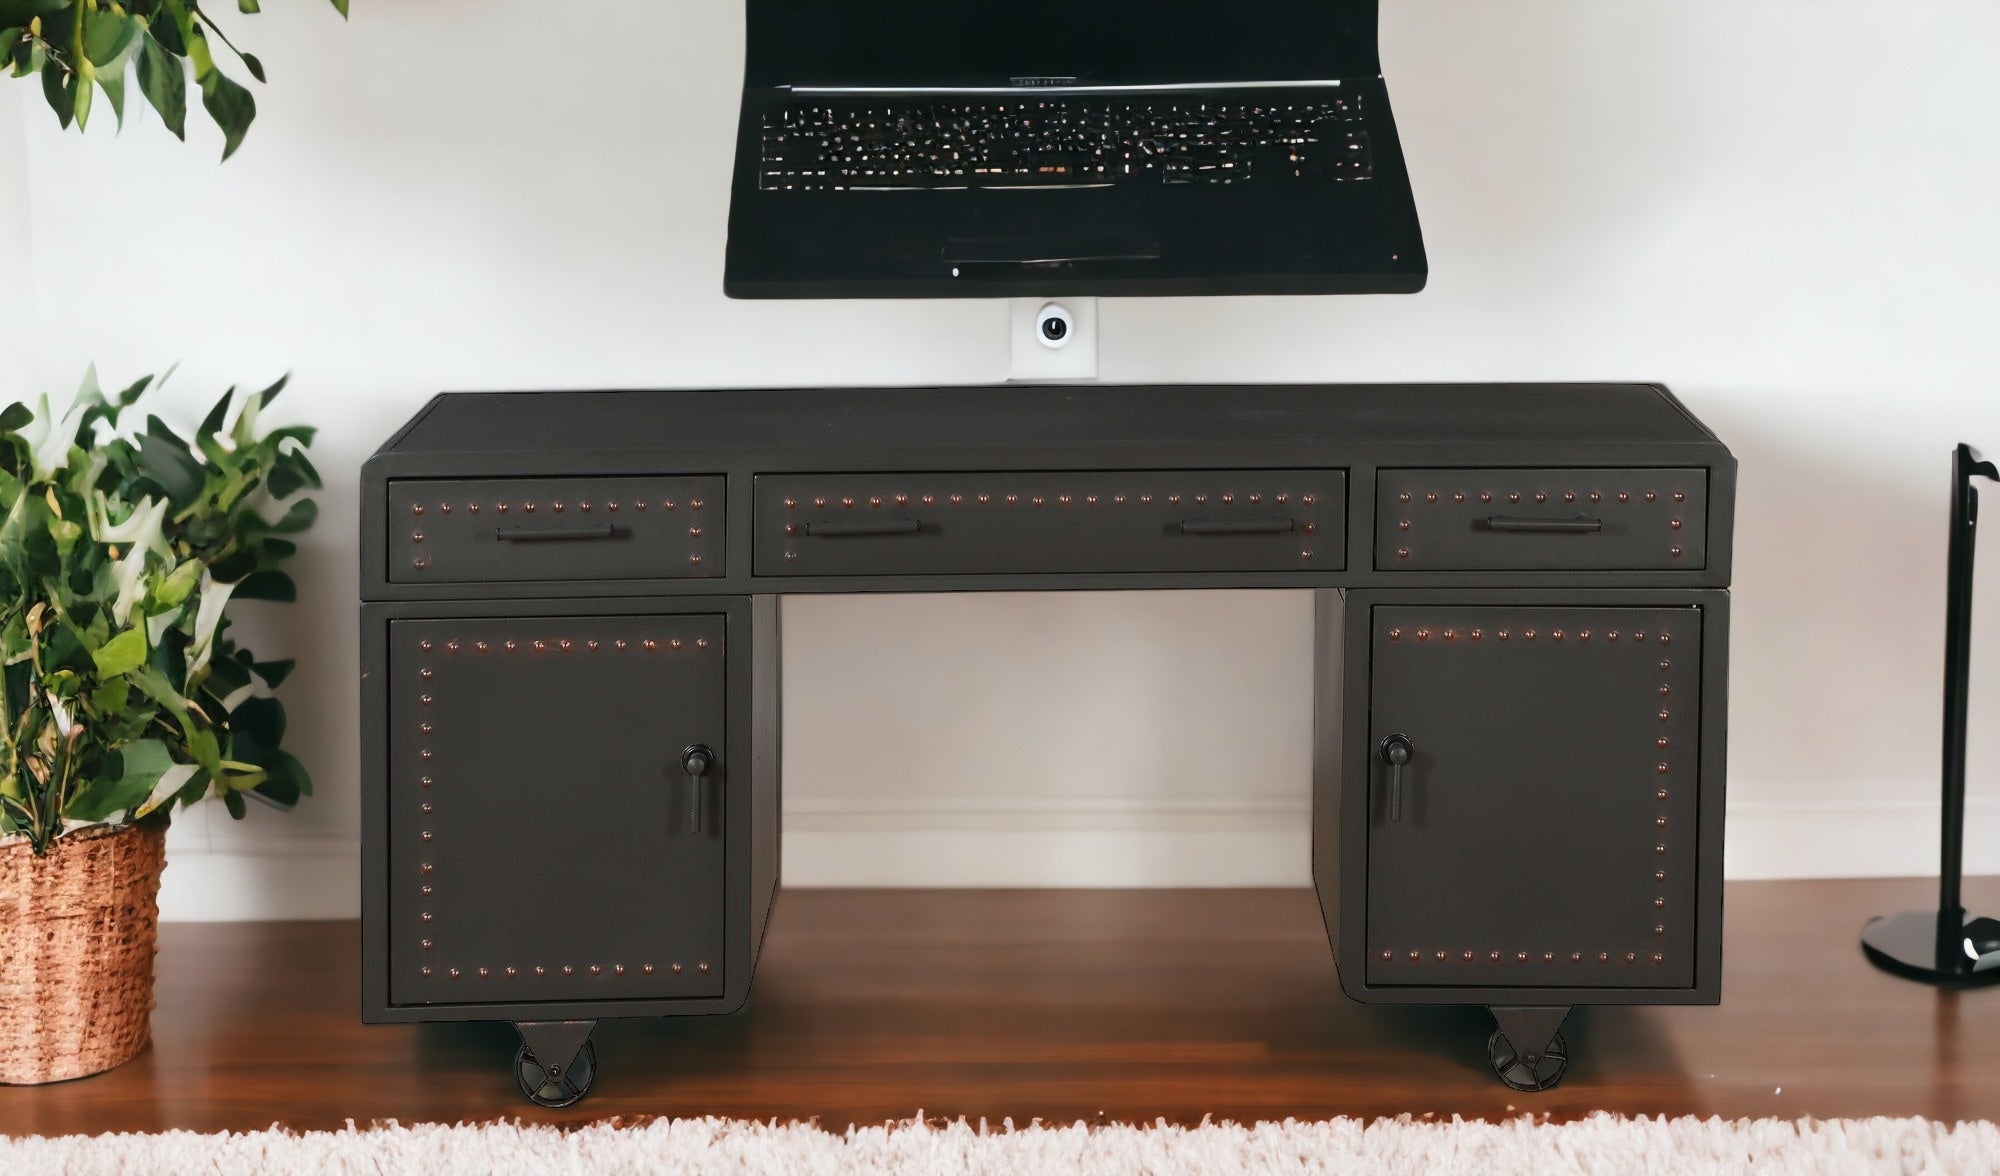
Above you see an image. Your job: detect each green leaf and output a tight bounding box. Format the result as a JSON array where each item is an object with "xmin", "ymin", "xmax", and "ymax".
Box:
[
  {"xmin": 0, "ymin": 402, "xmax": 30, "ymax": 434},
  {"xmin": 238, "ymin": 50, "xmax": 262, "ymax": 83},
  {"xmin": 231, "ymin": 570, "xmax": 294, "ymax": 601},
  {"xmin": 149, "ymin": 4, "xmax": 185, "ymax": 55},
  {"xmin": 67, "ymin": 63, "xmax": 91, "ymax": 130},
  {"xmin": 203, "ymin": 649, "xmax": 253, "ymax": 701},
  {"xmin": 12, "ymin": 42, "xmax": 38, "ymax": 80},
  {"xmin": 247, "ymin": 657, "xmax": 294, "ymax": 688},
  {"xmin": 41, "ymin": 56, "xmax": 72, "ymax": 128},
  {"xmin": 198, "ymin": 63, "xmax": 254, "ymax": 159},
  {"xmin": 0, "ymin": 0, "xmax": 68, "ymax": 25},
  {"xmin": 221, "ymin": 787, "xmax": 246, "ymax": 819},
  {"xmin": 196, "ymin": 388, "xmax": 237, "ymax": 465},
  {"xmin": 267, "ymin": 498, "xmax": 315, "ymax": 534},
  {"xmin": 82, "ymin": 5, "xmax": 135, "ymax": 66},
  {"xmin": 197, "ymin": 385, "xmax": 233, "ymax": 438},
  {"xmin": 135, "ymin": 30, "xmax": 186, "ymax": 139},
  {"xmin": 153, "ymin": 556, "xmax": 202, "ymax": 608},
  {"xmin": 135, "ymin": 419, "xmax": 204, "ymax": 503},
  {"xmin": 92, "ymin": 626, "xmax": 149, "ymax": 676},
  {"xmin": 229, "ymin": 694, "xmax": 285, "ymax": 758},
  {"xmin": 328, "ymin": 0, "xmax": 348, "ymax": 17},
  {"xmin": 90, "ymin": 678, "xmax": 132, "ymax": 718},
  {"xmin": 113, "ymin": 373, "xmax": 155, "ymax": 407},
  {"xmin": 0, "ymin": 30, "xmax": 22, "ymax": 64},
  {"xmin": 164, "ymin": 0, "xmax": 199, "ymax": 62},
  {"xmin": 237, "ymin": 0, "xmax": 260, "ymax": 10},
  {"xmin": 96, "ymin": 57, "xmax": 125, "ymax": 128},
  {"xmin": 249, "ymin": 749, "xmax": 308, "ymax": 809},
  {"xmin": 188, "ymin": 726, "xmax": 222, "ymax": 778},
  {"xmin": 183, "ymin": 19, "xmax": 212, "ymax": 77},
  {"xmin": 265, "ymin": 465, "xmax": 302, "ymax": 501},
  {"xmin": 64, "ymin": 739, "xmax": 175, "ymax": 822}
]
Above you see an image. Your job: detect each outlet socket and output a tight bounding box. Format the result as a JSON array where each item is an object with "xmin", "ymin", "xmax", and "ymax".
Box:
[{"xmin": 1008, "ymin": 297, "xmax": 1098, "ymax": 382}]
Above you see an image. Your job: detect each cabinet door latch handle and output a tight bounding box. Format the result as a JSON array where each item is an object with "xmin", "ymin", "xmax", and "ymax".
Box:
[
  {"xmin": 803, "ymin": 517, "xmax": 924, "ymax": 537},
  {"xmin": 1479, "ymin": 514, "xmax": 1603, "ymax": 534},
  {"xmin": 1379, "ymin": 734, "xmax": 1414, "ymax": 822},
  {"xmin": 495, "ymin": 524, "xmax": 620, "ymax": 542},
  {"xmin": 681, "ymin": 744, "xmax": 715, "ymax": 833},
  {"xmin": 1177, "ymin": 517, "xmax": 1297, "ymax": 536}
]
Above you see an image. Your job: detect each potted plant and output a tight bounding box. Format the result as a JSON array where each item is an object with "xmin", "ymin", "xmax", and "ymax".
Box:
[
  {"xmin": 0, "ymin": 367, "xmax": 316, "ymax": 1085},
  {"xmin": 3, "ymin": 0, "xmax": 350, "ymax": 159}
]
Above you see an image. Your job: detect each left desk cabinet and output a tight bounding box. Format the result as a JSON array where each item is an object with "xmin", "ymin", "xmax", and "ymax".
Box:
[{"xmin": 360, "ymin": 595, "xmax": 782, "ymax": 1106}]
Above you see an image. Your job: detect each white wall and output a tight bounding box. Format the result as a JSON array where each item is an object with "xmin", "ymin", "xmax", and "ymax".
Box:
[
  {"xmin": 0, "ymin": 86, "xmax": 27, "ymax": 403},
  {"xmin": 13, "ymin": 0, "xmax": 2000, "ymax": 919}
]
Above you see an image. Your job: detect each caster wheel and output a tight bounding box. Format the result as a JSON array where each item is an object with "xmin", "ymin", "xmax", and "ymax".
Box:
[
  {"xmin": 515, "ymin": 1039, "xmax": 597, "ymax": 1108},
  {"xmin": 1487, "ymin": 1028, "xmax": 1568, "ymax": 1092}
]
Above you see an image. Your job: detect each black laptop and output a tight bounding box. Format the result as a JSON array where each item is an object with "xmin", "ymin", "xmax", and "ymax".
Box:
[{"xmin": 724, "ymin": 0, "xmax": 1427, "ymax": 299}]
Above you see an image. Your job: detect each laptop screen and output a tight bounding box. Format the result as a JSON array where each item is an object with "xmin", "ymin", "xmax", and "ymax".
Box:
[{"xmin": 744, "ymin": 0, "xmax": 1381, "ymax": 90}]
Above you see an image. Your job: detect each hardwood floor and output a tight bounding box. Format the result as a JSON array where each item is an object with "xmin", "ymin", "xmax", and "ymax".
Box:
[{"xmin": 4, "ymin": 878, "xmax": 1997, "ymax": 1135}]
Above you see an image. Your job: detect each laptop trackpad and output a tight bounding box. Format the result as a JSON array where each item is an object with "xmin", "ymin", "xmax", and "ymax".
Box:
[{"xmin": 943, "ymin": 230, "xmax": 1162, "ymax": 266}]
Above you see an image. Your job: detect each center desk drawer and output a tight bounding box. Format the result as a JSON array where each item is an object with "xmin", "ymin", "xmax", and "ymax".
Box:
[
  {"xmin": 755, "ymin": 470, "xmax": 1345, "ymax": 577},
  {"xmin": 1376, "ymin": 467, "xmax": 1707, "ymax": 570},
  {"xmin": 388, "ymin": 477, "xmax": 723, "ymax": 583}
]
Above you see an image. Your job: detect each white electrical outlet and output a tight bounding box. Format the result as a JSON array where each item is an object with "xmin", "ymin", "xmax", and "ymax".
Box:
[{"xmin": 1008, "ymin": 297, "xmax": 1098, "ymax": 381}]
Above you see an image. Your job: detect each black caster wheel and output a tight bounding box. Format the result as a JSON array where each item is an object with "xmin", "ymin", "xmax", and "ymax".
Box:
[
  {"xmin": 515, "ymin": 1039, "xmax": 597, "ymax": 1108},
  {"xmin": 1487, "ymin": 1028, "xmax": 1569, "ymax": 1092}
]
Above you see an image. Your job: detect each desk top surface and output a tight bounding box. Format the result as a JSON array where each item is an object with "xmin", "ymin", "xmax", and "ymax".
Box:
[{"xmin": 384, "ymin": 383, "xmax": 1719, "ymax": 457}]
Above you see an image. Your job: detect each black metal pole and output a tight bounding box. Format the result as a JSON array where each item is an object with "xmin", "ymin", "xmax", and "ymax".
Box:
[
  {"xmin": 1939, "ymin": 443, "xmax": 1982, "ymax": 921},
  {"xmin": 1860, "ymin": 443, "xmax": 2000, "ymax": 985}
]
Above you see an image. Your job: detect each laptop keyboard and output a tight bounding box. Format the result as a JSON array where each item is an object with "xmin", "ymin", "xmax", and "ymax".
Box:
[{"xmin": 758, "ymin": 94, "xmax": 1372, "ymax": 191}]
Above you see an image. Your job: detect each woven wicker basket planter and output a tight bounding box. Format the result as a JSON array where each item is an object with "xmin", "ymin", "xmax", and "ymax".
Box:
[{"xmin": 0, "ymin": 821, "xmax": 166, "ymax": 1085}]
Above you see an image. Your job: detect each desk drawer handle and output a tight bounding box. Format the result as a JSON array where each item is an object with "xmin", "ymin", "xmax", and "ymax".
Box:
[
  {"xmin": 1479, "ymin": 515, "xmax": 1603, "ymax": 535},
  {"xmin": 1177, "ymin": 517, "xmax": 1296, "ymax": 536},
  {"xmin": 681, "ymin": 744, "xmax": 715, "ymax": 834},
  {"xmin": 803, "ymin": 517, "xmax": 924, "ymax": 537},
  {"xmin": 1380, "ymin": 734, "xmax": 1413, "ymax": 822},
  {"xmin": 495, "ymin": 524, "xmax": 620, "ymax": 542}
]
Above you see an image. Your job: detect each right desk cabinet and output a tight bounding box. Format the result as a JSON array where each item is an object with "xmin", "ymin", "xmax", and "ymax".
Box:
[{"xmin": 1317, "ymin": 453, "xmax": 1731, "ymax": 1090}]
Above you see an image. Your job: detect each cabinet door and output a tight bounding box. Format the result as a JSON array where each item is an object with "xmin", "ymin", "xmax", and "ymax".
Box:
[
  {"xmin": 388, "ymin": 615, "xmax": 727, "ymax": 1006},
  {"xmin": 1364, "ymin": 606, "xmax": 1700, "ymax": 989}
]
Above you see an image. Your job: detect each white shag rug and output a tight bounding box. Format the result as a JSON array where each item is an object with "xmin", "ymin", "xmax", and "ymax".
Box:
[{"xmin": 3, "ymin": 1114, "xmax": 1997, "ymax": 1175}]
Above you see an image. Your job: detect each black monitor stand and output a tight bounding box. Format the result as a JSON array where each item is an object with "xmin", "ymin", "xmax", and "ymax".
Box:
[{"xmin": 1862, "ymin": 443, "xmax": 2000, "ymax": 985}]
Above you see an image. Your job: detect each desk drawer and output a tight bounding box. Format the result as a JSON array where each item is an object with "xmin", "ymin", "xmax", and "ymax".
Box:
[
  {"xmin": 388, "ymin": 477, "xmax": 723, "ymax": 583},
  {"xmin": 756, "ymin": 470, "xmax": 1345, "ymax": 577},
  {"xmin": 1376, "ymin": 468, "xmax": 1706, "ymax": 571}
]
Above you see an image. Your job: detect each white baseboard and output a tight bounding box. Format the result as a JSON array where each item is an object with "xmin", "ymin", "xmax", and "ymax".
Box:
[
  {"xmin": 150, "ymin": 794, "xmax": 2000, "ymax": 919},
  {"xmin": 1723, "ymin": 796, "xmax": 1999, "ymax": 881},
  {"xmin": 782, "ymin": 795, "xmax": 1311, "ymax": 887},
  {"xmin": 157, "ymin": 839, "xmax": 360, "ymax": 922}
]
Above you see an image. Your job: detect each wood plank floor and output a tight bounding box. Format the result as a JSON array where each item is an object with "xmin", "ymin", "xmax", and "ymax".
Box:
[{"xmin": 4, "ymin": 878, "xmax": 1998, "ymax": 1135}]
